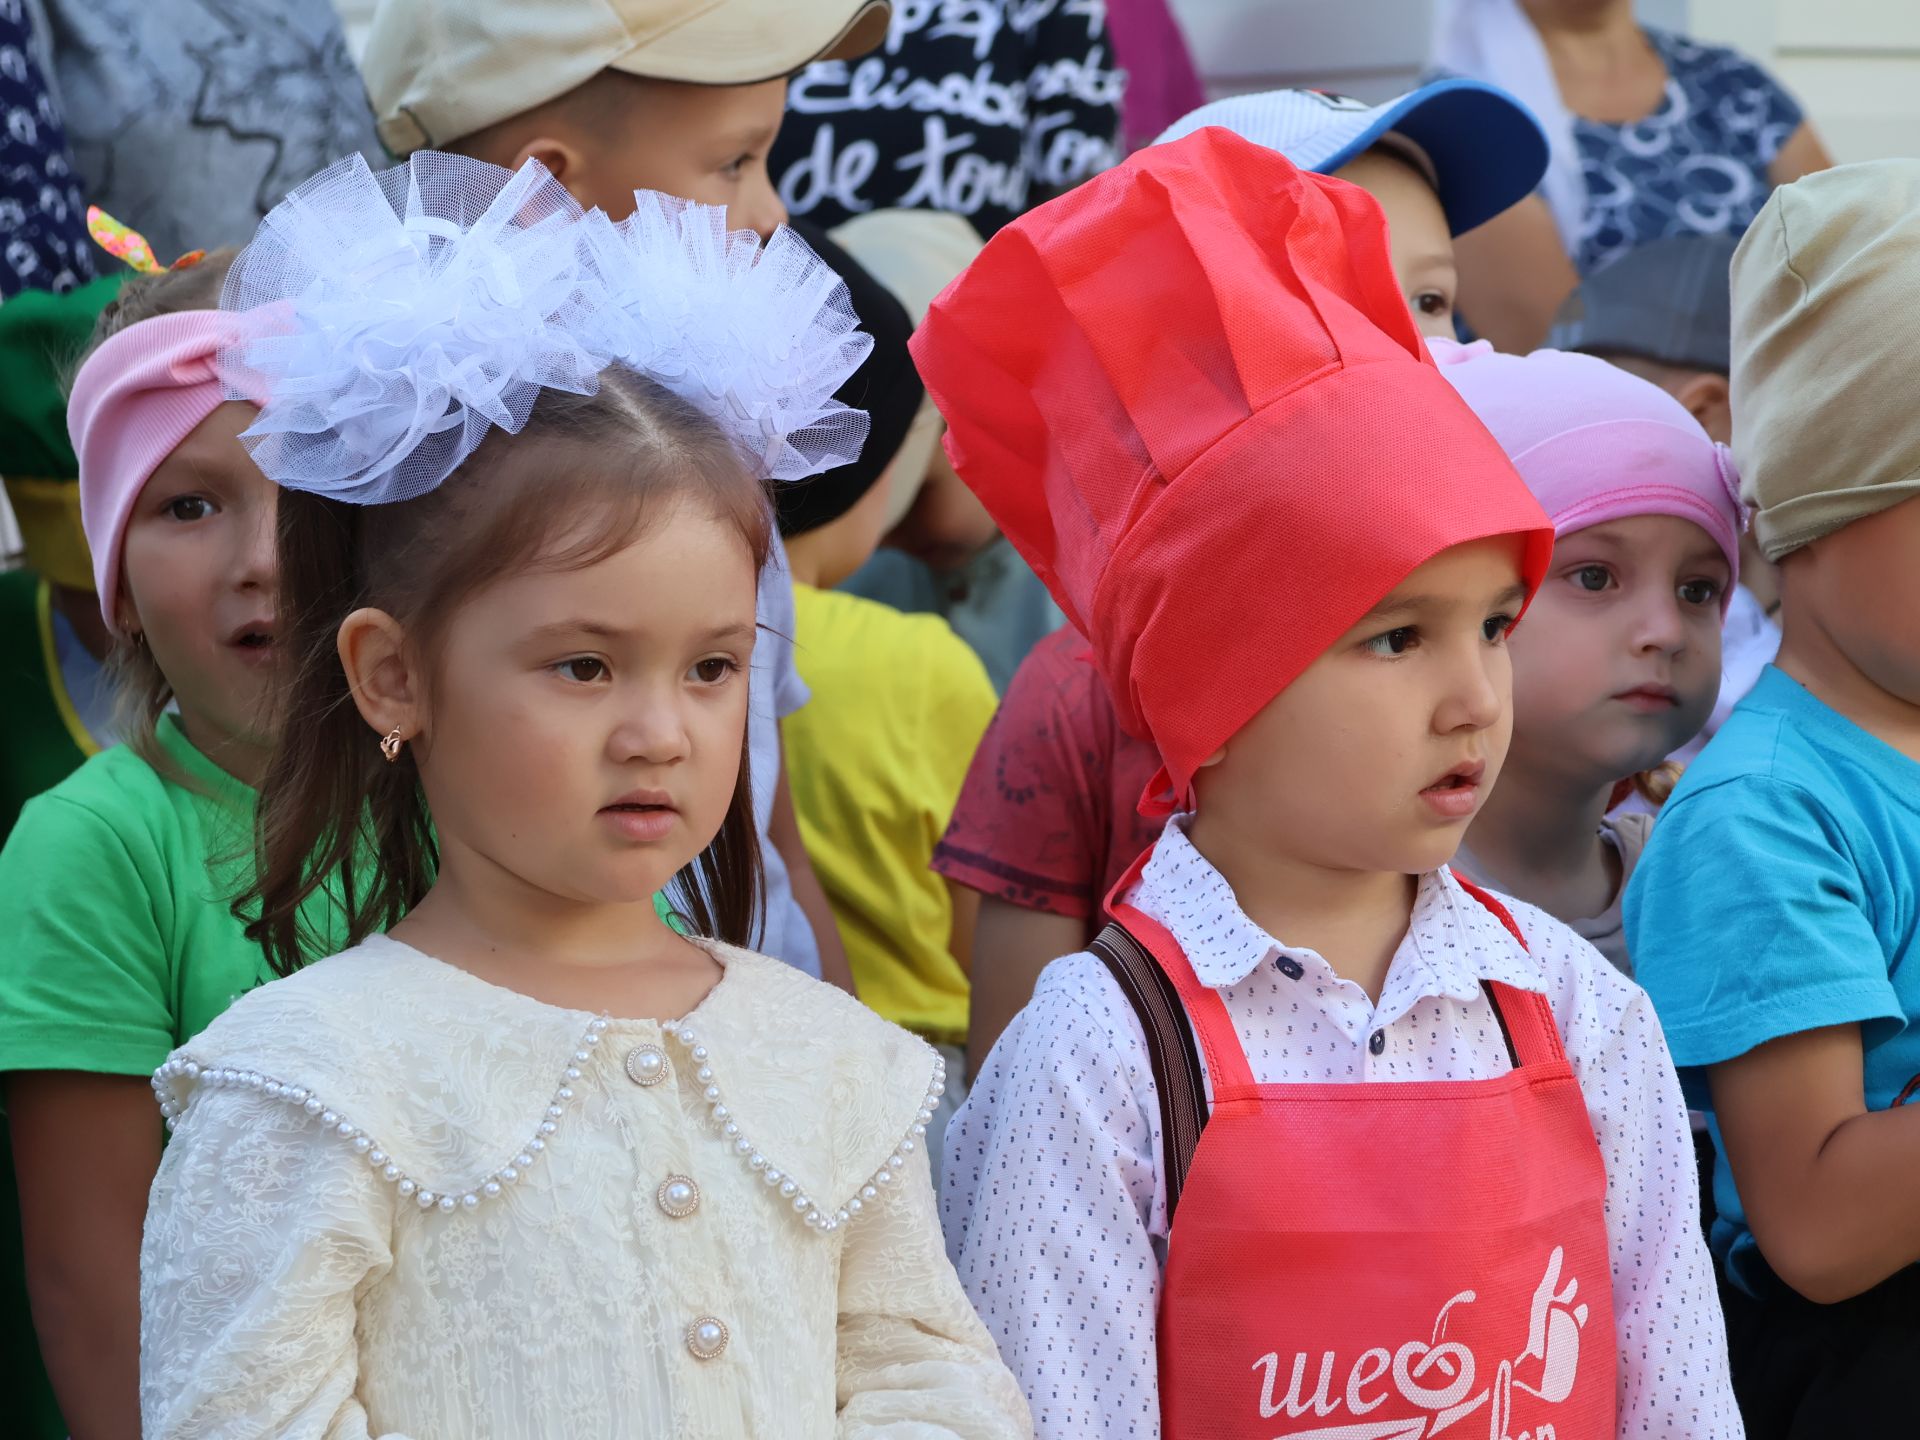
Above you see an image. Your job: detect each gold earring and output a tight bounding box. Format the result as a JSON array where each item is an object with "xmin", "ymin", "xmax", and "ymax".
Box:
[{"xmin": 379, "ymin": 727, "xmax": 404, "ymax": 763}]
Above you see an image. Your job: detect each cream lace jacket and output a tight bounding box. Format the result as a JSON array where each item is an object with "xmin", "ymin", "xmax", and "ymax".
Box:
[{"xmin": 140, "ymin": 936, "xmax": 1032, "ymax": 1439}]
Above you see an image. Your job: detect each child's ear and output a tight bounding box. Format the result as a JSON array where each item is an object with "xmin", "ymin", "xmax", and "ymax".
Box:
[
  {"xmin": 509, "ymin": 135, "xmax": 582, "ymax": 194},
  {"xmin": 337, "ymin": 607, "xmax": 421, "ymax": 748},
  {"xmin": 114, "ymin": 590, "xmax": 141, "ymax": 642},
  {"xmin": 1673, "ymin": 371, "xmax": 1732, "ymax": 446}
]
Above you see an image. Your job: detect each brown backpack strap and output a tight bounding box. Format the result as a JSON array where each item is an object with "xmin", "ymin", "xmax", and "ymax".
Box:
[{"xmin": 1089, "ymin": 920, "xmax": 1210, "ymax": 1223}]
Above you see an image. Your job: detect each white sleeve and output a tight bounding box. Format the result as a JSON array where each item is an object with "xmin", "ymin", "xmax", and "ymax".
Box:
[
  {"xmin": 1531, "ymin": 916, "xmax": 1743, "ymax": 1439},
  {"xmin": 836, "ymin": 1140, "xmax": 1035, "ymax": 1437},
  {"xmin": 939, "ymin": 957, "xmax": 1166, "ymax": 1439},
  {"xmin": 141, "ymin": 1085, "xmax": 407, "ymax": 1440}
]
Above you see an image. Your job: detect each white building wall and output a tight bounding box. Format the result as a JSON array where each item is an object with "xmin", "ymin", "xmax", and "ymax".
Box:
[
  {"xmin": 1169, "ymin": 0, "xmax": 1919, "ymax": 164},
  {"xmin": 1690, "ymin": 0, "xmax": 1920, "ymax": 162}
]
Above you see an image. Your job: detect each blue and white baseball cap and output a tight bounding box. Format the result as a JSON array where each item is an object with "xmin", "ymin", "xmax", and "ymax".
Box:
[{"xmin": 1153, "ymin": 80, "xmax": 1549, "ymax": 237}]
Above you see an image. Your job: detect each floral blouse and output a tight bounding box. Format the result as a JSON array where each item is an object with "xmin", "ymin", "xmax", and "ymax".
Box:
[
  {"xmin": 141, "ymin": 936, "xmax": 1032, "ymax": 1439},
  {"xmin": 1572, "ymin": 27, "xmax": 1803, "ymax": 273}
]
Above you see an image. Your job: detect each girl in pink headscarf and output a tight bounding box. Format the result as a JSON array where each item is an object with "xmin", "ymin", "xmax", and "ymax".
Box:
[
  {"xmin": 1436, "ymin": 338, "xmax": 1745, "ymax": 978},
  {"xmin": 0, "ymin": 240, "xmax": 343, "ymax": 1439}
]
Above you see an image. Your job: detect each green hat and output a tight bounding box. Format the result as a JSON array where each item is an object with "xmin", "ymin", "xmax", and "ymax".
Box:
[{"xmin": 0, "ymin": 275, "xmax": 126, "ymax": 591}]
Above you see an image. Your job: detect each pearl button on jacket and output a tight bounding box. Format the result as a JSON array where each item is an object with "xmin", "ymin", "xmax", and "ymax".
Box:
[{"xmin": 141, "ymin": 937, "xmax": 1032, "ymax": 1439}]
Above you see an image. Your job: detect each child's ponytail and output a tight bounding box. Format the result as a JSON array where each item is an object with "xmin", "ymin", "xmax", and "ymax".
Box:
[{"xmin": 1609, "ymin": 760, "xmax": 1686, "ymax": 814}]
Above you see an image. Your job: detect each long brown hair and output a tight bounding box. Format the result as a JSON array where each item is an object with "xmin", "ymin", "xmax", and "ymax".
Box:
[{"xmin": 241, "ymin": 368, "xmax": 771, "ymax": 975}]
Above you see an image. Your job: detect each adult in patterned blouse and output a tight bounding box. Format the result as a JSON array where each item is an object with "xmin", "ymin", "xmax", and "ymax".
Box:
[
  {"xmin": 1433, "ymin": 0, "xmax": 1832, "ymax": 352},
  {"xmin": 0, "ymin": 0, "xmax": 93, "ymax": 299}
]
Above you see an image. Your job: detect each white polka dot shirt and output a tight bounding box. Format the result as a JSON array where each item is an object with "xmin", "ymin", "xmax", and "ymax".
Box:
[{"xmin": 941, "ymin": 819, "xmax": 1739, "ymax": 1438}]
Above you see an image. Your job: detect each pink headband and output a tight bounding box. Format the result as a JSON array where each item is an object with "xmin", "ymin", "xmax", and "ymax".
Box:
[
  {"xmin": 1430, "ymin": 340, "xmax": 1743, "ymax": 603},
  {"xmin": 68, "ymin": 311, "xmax": 254, "ymax": 633}
]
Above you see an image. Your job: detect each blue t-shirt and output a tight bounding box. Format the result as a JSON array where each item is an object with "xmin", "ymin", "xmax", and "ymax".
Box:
[
  {"xmin": 1625, "ymin": 665, "xmax": 1920, "ymax": 1296},
  {"xmin": 1573, "ymin": 28, "xmax": 1803, "ymax": 274}
]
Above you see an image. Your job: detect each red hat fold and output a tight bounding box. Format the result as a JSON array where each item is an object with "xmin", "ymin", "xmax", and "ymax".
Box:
[{"xmin": 911, "ymin": 129, "xmax": 1553, "ymax": 816}]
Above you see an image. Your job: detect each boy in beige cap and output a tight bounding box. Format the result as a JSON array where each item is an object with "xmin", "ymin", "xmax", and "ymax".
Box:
[
  {"xmin": 361, "ymin": 0, "xmax": 890, "ymax": 237},
  {"xmin": 1625, "ymin": 160, "xmax": 1920, "ymax": 1436}
]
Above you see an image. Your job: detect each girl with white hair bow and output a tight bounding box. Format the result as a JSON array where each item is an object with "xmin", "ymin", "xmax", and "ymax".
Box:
[{"xmin": 135, "ymin": 151, "xmax": 1033, "ymax": 1440}]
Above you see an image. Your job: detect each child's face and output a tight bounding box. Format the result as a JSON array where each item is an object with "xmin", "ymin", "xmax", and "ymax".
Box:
[
  {"xmin": 1333, "ymin": 148, "xmax": 1458, "ymax": 340},
  {"xmin": 567, "ymin": 76, "xmax": 791, "ymax": 239},
  {"xmin": 1506, "ymin": 515, "xmax": 1726, "ymax": 785},
  {"xmin": 884, "ymin": 442, "xmax": 1000, "ymax": 573},
  {"xmin": 1783, "ymin": 494, "xmax": 1920, "ymax": 706},
  {"xmin": 117, "ymin": 400, "xmax": 279, "ymax": 763},
  {"xmin": 1191, "ymin": 536, "xmax": 1528, "ymax": 876},
  {"xmin": 410, "ymin": 499, "xmax": 758, "ymax": 908}
]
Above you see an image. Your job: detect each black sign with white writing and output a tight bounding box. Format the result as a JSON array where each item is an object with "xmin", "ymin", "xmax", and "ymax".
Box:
[{"xmin": 771, "ymin": 0, "xmax": 1125, "ymax": 236}]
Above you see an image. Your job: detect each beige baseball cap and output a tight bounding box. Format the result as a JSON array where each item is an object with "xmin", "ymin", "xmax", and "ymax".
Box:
[
  {"xmin": 1731, "ymin": 159, "xmax": 1920, "ymax": 561},
  {"xmin": 827, "ymin": 208, "xmax": 984, "ymax": 527},
  {"xmin": 364, "ymin": 0, "xmax": 893, "ymax": 156}
]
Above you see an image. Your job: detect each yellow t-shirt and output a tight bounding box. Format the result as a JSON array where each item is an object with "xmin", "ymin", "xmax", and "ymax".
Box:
[{"xmin": 785, "ymin": 585, "xmax": 998, "ymax": 1044}]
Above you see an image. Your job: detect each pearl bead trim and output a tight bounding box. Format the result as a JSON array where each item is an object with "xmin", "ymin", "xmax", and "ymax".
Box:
[
  {"xmin": 663, "ymin": 1023, "xmax": 945, "ymax": 1236},
  {"xmin": 150, "ymin": 1015, "xmax": 610, "ymax": 1217}
]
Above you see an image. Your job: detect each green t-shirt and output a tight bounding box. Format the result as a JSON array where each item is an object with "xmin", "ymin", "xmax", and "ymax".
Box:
[
  {"xmin": 0, "ymin": 714, "xmax": 327, "ymax": 1073},
  {"xmin": 0, "ymin": 716, "xmax": 683, "ymax": 1435},
  {"xmin": 0, "ymin": 713, "xmax": 343, "ymax": 1439}
]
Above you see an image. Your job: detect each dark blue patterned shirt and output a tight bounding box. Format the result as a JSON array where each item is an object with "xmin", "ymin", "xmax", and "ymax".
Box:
[
  {"xmin": 0, "ymin": 4, "xmax": 93, "ymax": 299},
  {"xmin": 1573, "ymin": 28, "xmax": 1803, "ymax": 274}
]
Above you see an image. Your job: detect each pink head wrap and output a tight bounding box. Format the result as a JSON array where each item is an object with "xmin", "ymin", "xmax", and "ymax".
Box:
[
  {"xmin": 67, "ymin": 311, "xmax": 255, "ymax": 633},
  {"xmin": 1430, "ymin": 339, "xmax": 1744, "ymax": 600}
]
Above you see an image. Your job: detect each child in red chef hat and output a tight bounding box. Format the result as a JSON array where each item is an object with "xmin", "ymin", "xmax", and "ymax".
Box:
[{"xmin": 922, "ymin": 129, "xmax": 1738, "ymax": 1440}]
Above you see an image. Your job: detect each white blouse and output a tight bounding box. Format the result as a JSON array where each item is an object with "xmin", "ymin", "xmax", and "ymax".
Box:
[
  {"xmin": 141, "ymin": 937, "xmax": 1032, "ymax": 1439},
  {"xmin": 942, "ymin": 820, "xmax": 1739, "ymax": 1439}
]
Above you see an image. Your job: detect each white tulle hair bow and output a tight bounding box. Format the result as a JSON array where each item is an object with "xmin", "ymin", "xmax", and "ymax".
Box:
[
  {"xmin": 577, "ymin": 196, "xmax": 872, "ymax": 483},
  {"xmin": 217, "ymin": 151, "xmax": 873, "ymax": 504}
]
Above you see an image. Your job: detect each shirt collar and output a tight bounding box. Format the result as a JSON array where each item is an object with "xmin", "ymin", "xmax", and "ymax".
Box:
[
  {"xmin": 1388, "ymin": 867, "xmax": 1544, "ymax": 1014},
  {"xmin": 1125, "ymin": 820, "xmax": 1277, "ymax": 987},
  {"xmin": 1123, "ymin": 819, "xmax": 1544, "ymax": 1003}
]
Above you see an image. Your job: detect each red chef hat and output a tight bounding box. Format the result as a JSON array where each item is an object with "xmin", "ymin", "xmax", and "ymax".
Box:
[{"xmin": 910, "ymin": 128, "xmax": 1554, "ymax": 816}]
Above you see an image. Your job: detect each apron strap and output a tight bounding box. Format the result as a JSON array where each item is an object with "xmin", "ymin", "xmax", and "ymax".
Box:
[
  {"xmin": 1096, "ymin": 857, "xmax": 1568, "ymax": 1222},
  {"xmin": 1483, "ymin": 981, "xmax": 1568, "ymax": 1070},
  {"xmin": 1090, "ymin": 922, "xmax": 1211, "ymax": 1222},
  {"xmin": 1109, "ymin": 901, "xmax": 1259, "ymax": 1094},
  {"xmin": 1450, "ymin": 876, "xmax": 1570, "ymax": 1072}
]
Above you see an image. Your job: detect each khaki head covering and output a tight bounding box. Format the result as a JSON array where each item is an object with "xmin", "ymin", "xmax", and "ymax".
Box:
[
  {"xmin": 363, "ymin": 0, "xmax": 891, "ymax": 156},
  {"xmin": 1731, "ymin": 160, "xmax": 1920, "ymax": 560},
  {"xmin": 827, "ymin": 209, "xmax": 985, "ymax": 528}
]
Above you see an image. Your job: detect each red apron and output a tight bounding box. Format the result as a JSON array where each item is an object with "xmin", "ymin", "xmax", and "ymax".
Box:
[{"xmin": 1111, "ymin": 854, "xmax": 1618, "ymax": 1440}]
